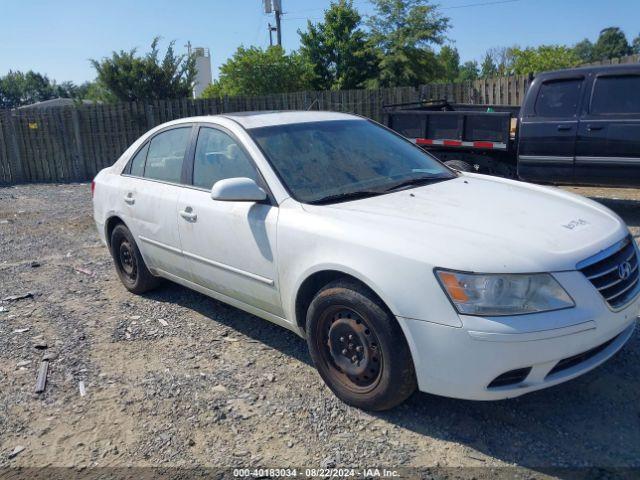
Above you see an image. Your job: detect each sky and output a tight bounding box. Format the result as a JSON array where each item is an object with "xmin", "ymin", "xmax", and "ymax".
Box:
[{"xmin": 1, "ymin": 0, "xmax": 639, "ymax": 85}]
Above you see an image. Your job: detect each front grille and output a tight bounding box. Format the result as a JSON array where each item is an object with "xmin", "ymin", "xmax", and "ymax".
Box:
[
  {"xmin": 546, "ymin": 333, "xmax": 620, "ymax": 377},
  {"xmin": 487, "ymin": 367, "xmax": 531, "ymax": 388},
  {"xmin": 578, "ymin": 236, "xmax": 640, "ymax": 309}
]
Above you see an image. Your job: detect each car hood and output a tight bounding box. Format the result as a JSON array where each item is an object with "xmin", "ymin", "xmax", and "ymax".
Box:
[{"xmin": 302, "ymin": 173, "xmax": 628, "ymax": 273}]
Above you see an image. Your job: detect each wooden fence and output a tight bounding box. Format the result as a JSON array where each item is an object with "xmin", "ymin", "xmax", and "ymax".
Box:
[{"xmin": 0, "ymin": 73, "xmax": 534, "ymax": 184}]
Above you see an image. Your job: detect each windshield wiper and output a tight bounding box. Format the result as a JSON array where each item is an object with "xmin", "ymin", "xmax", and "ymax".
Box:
[
  {"xmin": 307, "ymin": 189, "xmax": 385, "ymax": 205},
  {"xmin": 383, "ymin": 175, "xmax": 451, "ymax": 192}
]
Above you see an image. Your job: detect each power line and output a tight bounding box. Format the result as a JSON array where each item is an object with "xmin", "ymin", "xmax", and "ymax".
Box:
[
  {"xmin": 285, "ymin": 0, "xmax": 371, "ymax": 15},
  {"xmin": 281, "ymin": 16, "xmax": 322, "ymax": 22},
  {"xmin": 440, "ymin": 0, "xmax": 521, "ymax": 9},
  {"xmin": 282, "ymin": 0, "xmax": 523, "ymax": 24},
  {"xmin": 284, "ymin": 0, "xmax": 520, "ymax": 15}
]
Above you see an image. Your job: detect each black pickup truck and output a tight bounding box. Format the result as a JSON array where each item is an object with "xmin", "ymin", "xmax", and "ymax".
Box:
[{"xmin": 384, "ymin": 64, "xmax": 640, "ymax": 187}]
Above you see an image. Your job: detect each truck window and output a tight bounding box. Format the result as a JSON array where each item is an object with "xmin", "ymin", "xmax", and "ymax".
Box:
[
  {"xmin": 590, "ymin": 75, "xmax": 640, "ymax": 115},
  {"xmin": 534, "ymin": 79, "xmax": 582, "ymax": 117}
]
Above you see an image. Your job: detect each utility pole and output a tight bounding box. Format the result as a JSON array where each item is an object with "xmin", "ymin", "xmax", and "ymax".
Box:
[
  {"xmin": 264, "ymin": 0, "xmax": 282, "ymax": 47},
  {"xmin": 274, "ymin": 0, "xmax": 282, "ymax": 47}
]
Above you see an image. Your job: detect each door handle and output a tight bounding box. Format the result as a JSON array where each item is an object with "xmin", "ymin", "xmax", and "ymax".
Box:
[
  {"xmin": 124, "ymin": 193, "xmax": 135, "ymax": 205},
  {"xmin": 179, "ymin": 208, "xmax": 197, "ymax": 222},
  {"xmin": 557, "ymin": 125, "xmax": 572, "ymax": 131},
  {"xmin": 587, "ymin": 125, "xmax": 603, "ymax": 131}
]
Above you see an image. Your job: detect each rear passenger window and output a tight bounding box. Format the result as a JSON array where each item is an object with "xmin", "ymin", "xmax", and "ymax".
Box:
[
  {"xmin": 591, "ymin": 75, "xmax": 640, "ymax": 114},
  {"xmin": 144, "ymin": 128, "xmax": 191, "ymax": 183},
  {"xmin": 129, "ymin": 143, "xmax": 148, "ymax": 177},
  {"xmin": 193, "ymin": 127, "xmax": 258, "ymax": 189},
  {"xmin": 535, "ymin": 79, "xmax": 583, "ymax": 117}
]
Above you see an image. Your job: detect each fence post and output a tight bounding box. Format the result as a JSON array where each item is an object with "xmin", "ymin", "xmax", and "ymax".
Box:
[
  {"xmin": 71, "ymin": 108, "xmax": 88, "ymax": 181},
  {"xmin": 145, "ymin": 103, "xmax": 155, "ymax": 129},
  {"xmin": 6, "ymin": 113, "xmax": 25, "ymax": 183}
]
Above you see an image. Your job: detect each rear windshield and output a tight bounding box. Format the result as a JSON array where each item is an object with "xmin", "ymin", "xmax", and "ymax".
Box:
[{"xmin": 249, "ymin": 120, "xmax": 453, "ymax": 203}]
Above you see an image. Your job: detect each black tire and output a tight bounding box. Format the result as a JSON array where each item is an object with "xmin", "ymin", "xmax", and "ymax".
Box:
[
  {"xmin": 306, "ymin": 279, "xmax": 417, "ymax": 411},
  {"xmin": 444, "ymin": 159, "xmax": 474, "ymax": 172},
  {"xmin": 110, "ymin": 223, "xmax": 161, "ymax": 294}
]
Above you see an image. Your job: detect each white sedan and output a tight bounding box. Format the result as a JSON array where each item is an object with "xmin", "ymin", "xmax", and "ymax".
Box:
[{"xmin": 92, "ymin": 111, "xmax": 639, "ymax": 410}]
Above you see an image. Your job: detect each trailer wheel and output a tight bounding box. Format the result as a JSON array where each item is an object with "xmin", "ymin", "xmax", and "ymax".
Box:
[{"xmin": 444, "ymin": 160, "xmax": 474, "ymax": 172}]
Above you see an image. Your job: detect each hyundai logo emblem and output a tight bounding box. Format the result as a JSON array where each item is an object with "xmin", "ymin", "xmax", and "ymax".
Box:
[{"xmin": 618, "ymin": 261, "xmax": 632, "ymax": 280}]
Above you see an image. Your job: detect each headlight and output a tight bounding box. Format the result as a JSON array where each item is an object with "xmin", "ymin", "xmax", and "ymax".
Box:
[{"xmin": 435, "ymin": 270, "xmax": 575, "ymax": 316}]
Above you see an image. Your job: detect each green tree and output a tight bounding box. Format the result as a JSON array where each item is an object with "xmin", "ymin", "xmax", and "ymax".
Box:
[
  {"xmin": 510, "ymin": 45, "xmax": 580, "ymax": 74},
  {"xmin": 200, "ymin": 46, "xmax": 310, "ymax": 98},
  {"xmin": 480, "ymin": 46, "xmax": 516, "ymax": 77},
  {"xmin": 437, "ymin": 45, "xmax": 460, "ymax": 82},
  {"xmin": 298, "ymin": 0, "xmax": 378, "ymax": 90},
  {"xmin": 592, "ymin": 27, "xmax": 631, "ymax": 61},
  {"xmin": 366, "ymin": 0, "xmax": 450, "ymax": 87},
  {"xmin": 632, "ymin": 34, "xmax": 640, "ymax": 54},
  {"xmin": 573, "ymin": 38, "xmax": 594, "ymax": 63},
  {"xmin": 457, "ymin": 61, "xmax": 479, "ymax": 82},
  {"xmin": 0, "ymin": 70, "xmax": 69, "ymax": 108},
  {"xmin": 480, "ymin": 53, "xmax": 497, "ymax": 78},
  {"xmin": 91, "ymin": 37, "xmax": 195, "ymax": 101},
  {"xmin": 75, "ymin": 81, "xmax": 116, "ymax": 103}
]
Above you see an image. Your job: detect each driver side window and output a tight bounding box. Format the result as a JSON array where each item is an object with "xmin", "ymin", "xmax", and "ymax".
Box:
[{"xmin": 193, "ymin": 127, "xmax": 258, "ymax": 189}]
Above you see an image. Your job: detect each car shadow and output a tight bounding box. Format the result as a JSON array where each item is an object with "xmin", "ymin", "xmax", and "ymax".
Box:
[
  {"xmin": 142, "ymin": 281, "xmax": 640, "ymax": 470},
  {"xmin": 142, "ymin": 282, "xmax": 312, "ymax": 365}
]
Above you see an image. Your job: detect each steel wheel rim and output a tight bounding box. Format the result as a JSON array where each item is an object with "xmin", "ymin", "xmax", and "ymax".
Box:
[
  {"xmin": 317, "ymin": 305, "xmax": 383, "ymax": 394},
  {"xmin": 118, "ymin": 240, "xmax": 137, "ymax": 279}
]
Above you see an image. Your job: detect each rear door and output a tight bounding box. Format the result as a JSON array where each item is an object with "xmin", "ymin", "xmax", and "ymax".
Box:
[
  {"xmin": 575, "ymin": 72, "xmax": 640, "ymax": 186},
  {"xmin": 121, "ymin": 125, "xmax": 194, "ymax": 280},
  {"xmin": 518, "ymin": 75, "xmax": 585, "ymax": 183}
]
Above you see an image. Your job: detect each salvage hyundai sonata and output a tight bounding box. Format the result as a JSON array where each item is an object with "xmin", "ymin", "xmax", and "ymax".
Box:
[{"xmin": 92, "ymin": 111, "xmax": 639, "ymax": 410}]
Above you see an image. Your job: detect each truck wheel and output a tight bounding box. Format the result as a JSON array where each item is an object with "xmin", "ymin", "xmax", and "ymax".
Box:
[
  {"xmin": 306, "ymin": 279, "xmax": 417, "ymax": 411},
  {"xmin": 110, "ymin": 224, "xmax": 161, "ymax": 294},
  {"xmin": 444, "ymin": 160, "xmax": 474, "ymax": 172}
]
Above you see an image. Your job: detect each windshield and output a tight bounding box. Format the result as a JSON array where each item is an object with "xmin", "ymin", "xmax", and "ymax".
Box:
[{"xmin": 249, "ymin": 119, "xmax": 455, "ymax": 204}]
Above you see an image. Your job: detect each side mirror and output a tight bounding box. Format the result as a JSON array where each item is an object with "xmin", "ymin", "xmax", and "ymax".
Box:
[{"xmin": 211, "ymin": 177, "xmax": 267, "ymax": 202}]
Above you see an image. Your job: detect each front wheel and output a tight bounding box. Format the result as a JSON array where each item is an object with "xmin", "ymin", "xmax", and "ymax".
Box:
[{"xmin": 306, "ymin": 280, "xmax": 417, "ymax": 411}]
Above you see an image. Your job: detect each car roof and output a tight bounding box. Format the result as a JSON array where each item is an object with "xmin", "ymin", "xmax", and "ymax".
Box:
[
  {"xmin": 160, "ymin": 111, "xmax": 362, "ymax": 130},
  {"xmin": 219, "ymin": 110, "xmax": 362, "ymax": 129},
  {"xmin": 535, "ymin": 63, "xmax": 640, "ymax": 80}
]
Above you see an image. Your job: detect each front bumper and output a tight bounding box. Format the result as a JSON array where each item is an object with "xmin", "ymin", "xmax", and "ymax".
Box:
[{"xmin": 397, "ymin": 270, "xmax": 640, "ymax": 400}]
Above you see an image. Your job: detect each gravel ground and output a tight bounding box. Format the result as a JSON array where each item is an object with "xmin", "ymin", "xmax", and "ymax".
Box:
[{"xmin": 0, "ymin": 182, "xmax": 639, "ymax": 476}]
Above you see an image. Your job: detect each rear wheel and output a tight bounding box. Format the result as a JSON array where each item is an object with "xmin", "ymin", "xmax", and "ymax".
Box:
[
  {"xmin": 306, "ymin": 280, "xmax": 417, "ymax": 411},
  {"xmin": 110, "ymin": 224, "xmax": 161, "ymax": 294}
]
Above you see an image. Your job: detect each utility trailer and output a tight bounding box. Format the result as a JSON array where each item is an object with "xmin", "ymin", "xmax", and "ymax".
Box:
[{"xmin": 383, "ymin": 100, "xmax": 520, "ymax": 178}]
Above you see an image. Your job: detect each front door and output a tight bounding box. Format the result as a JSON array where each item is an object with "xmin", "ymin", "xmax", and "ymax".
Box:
[
  {"xmin": 176, "ymin": 126, "xmax": 282, "ymax": 316},
  {"xmin": 518, "ymin": 76, "xmax": 584, "ymax": 183},
  {"xmin": 575, "ymin": 72, "xmax": 640, "ymax": 186}
]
